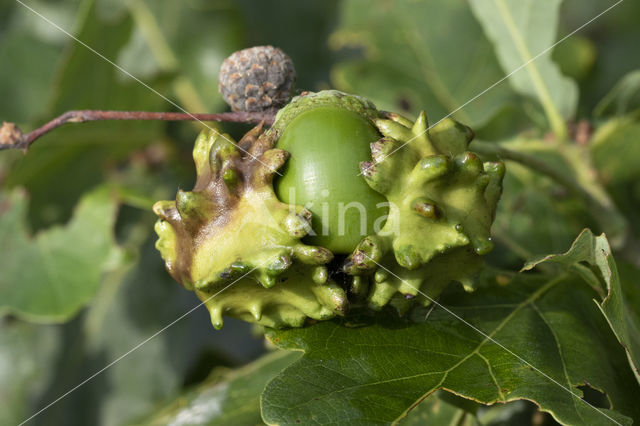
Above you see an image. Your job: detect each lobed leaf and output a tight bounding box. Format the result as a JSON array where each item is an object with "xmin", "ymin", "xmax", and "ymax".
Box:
[
  {"xmin": 330, "ymin": 0, "xmax": 516, "ymax": 128},
  {"xmin": 398, "ymin": 391, "xmax": 478, "ymax": 425},
  {"xmin": 262, "ymin": 249, "xmax": 640, "ymax": 425},
  {"xmin": 0, "ymin": 187, "xmax": 119, "ymax": 322},
  {"xmin": 140, "ymin": 351, "xmax": 300, "ymax": 426},
  {"xmin": 32, "ymin": 231, "xmax": 265, "ymax": 425},
  {"xmin": 522, "ymin": 229, "xmax": 640, "ymax": 383}
]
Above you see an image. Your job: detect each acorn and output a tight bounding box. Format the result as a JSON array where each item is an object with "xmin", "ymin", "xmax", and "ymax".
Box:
[
  {"xmin": 270, "ymin": 91, "xmax": 504, "ymax": 312},
  {"xmin": 218, "ymin": 45, "xmax": 296, "ymax": 112}
]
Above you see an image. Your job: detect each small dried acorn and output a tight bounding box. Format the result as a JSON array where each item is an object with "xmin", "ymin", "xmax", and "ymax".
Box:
[
  {"xmin": 218, "ymin": 46, "xmax": 296, "ymax": 112},
  {"xmin": 153, "ymin": 49, "xmax": 504, "ymax": 329}
]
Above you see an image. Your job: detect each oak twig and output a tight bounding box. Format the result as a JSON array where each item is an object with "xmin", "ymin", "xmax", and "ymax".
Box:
[
  {"xmin": 0, "ymin": 109, "xmax": 276, "ymax": 151},
  {"xmin": 472, "ymin": 139, "xmax": 640, "ymax": 268}
]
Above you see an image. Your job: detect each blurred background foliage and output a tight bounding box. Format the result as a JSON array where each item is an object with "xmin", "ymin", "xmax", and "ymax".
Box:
[{"xmin": 1, "ymin": 0, "xmax": 639, "ymax": 425}]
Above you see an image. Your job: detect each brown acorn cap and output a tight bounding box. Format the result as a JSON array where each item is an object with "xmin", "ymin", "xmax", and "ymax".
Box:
[{"xmin": 218, "ymin": 46, "xmax": 296, "ymax": 112}]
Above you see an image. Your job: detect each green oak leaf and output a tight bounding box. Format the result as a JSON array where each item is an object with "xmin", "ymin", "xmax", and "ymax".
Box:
[
  {"xmin": 522, "ymin": 229, "xmax": 640, "ymax": 383},
  {"xmin": 551, "ymin": 35, "xmax": 596, "ymax": 83},
  {"xmin": 400, "ymin": 391, "xmax": 544, "ymax": 425},
  {"xmin": 469, "ymin": 0, "xmax": 578, "ymax": 135},
  {"xmin": 118, "ymin": 0, "xmax": 242, "ymax": 113},
  {"xmin": 618, "ymin": 262, "xmax": 640, "ymax": 336},
  {"xmin": 330, "ymin": 0, "xmax": 516, "ymax": 128},
  {"xmin": 591, "ymin": 110, "xmax": 640, "ymax": 185},
  {"xmin": 0, "ymin": 321, "xmax": 60, "ymax": 425},
  {"xmin": 261, "ymin": 271, "xmax": 639, "ymax": 424},
  {"xmin": 4, "ymin": 0, "xmax": 167, "ymax": 228},
  {"xmin": 561, "ymin": 0, "xmax": 640, "ymax": 111},
  {"xmin": 488, "ymin": 159, "xmax": 590, "ymax": 265},
  {"xmin": 0, "ymin": 187, "xmax": 119, "ymax": 322},
  {"xmin": 590, "ymin": 80, "xmax": 640, "ymax": 237},
  {"xmin": 400, "ymin": 391, "xmax": 540, "ymax": 425},
  {"xmin": 0, "ymin": 2, "xmax": 72, "ymax": 125},
  {"xmin": 35, "ymin": 229, "xmax": 264, "ymax": 426},
  {"xmin": 398, "ymin": 391, "xmax": 478, "ymax": 425},
  {"xmin": 140, "ymin": 350, "xmax": 300, "ymax": 426},
  {"xmin": 233, "ymin": 0, "xmax": 338, "ymax": 92}
]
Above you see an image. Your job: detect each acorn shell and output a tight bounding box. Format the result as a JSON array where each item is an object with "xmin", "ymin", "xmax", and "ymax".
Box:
[{"xmin": 274, "ymin": 105, "xmax": 388, "ymax": 253}]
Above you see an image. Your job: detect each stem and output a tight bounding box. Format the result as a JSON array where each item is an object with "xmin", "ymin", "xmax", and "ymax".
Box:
[
  {"xmin": 472, "ymin": 140, "xmax": 587, "ymax": 198},
  {"xmin": 0, "ymin": 109, "xmax": 276, "ymax": 151},
  {"xmin": 125, "ymin": 0, "xmax": 209, "ymax": 115},
  {"xmin": 472, "ymin": 140, "xmax": 640, "ymax": 267},
  {"xmin": 125, "ymin": 0, "xmax": 179, "ymax": 71},
  {"xmin": 492, "ymin": 226, "xmax": 557, "ymax": 274}
]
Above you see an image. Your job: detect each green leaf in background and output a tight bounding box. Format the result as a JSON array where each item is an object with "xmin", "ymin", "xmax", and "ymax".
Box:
[
  {"xmin": 0, "ymin": 321, "xmax": 60, "ymax": 425},
  {"xmin": 488, "ymin": 160, "xmax": 590, "ymax": 266},
  {"xmin": 261, "ymin": 259, "xmax": 640, "ymax": 424},
  {"xmin": 618, "ymin": 262, "xmax": 640, "ymax": 348},
  {"xmin": 399, "ymin": 391, "xmax": 542, "ymax": 425},
  {"xmin": 589, "ymin": 74, "xmax": 640, "ymax": 237},
  {"xmin": 31, "ymin": 230, "xmax": 264, "ymax": 426},
  {"xmin": 330, "ymin": 0, "xmax": 516, "ymax": 128},
  {"xmin": 552, "ymin": 35, "xmax": 597, "ymax": 83},
  {"xmin": 0, "ymin": 187, "xmax": 119, "ymax": 322},
  {"xmin": 141, "ymin": 350, "xmax": 300, "ymax": 426},
  {"xmin": 74, "ymin": 246, "xmax": 184, "ymax": 426},
  {"xmin": 469, "ymin": 0, "xmax": 578, "ymax": 138},
  {"xmin": 233, "ymin": 0, "xmax": 339, "ymax": 92},
  {"xmin": 0, "ymin": 1, "xmax": 74, "ymax": 125},
  {"xmin": 118, "ymin": 0, "xmax": 242, "ymax": 113},
  {"xmin": 560, "ymin": 0, "xmax": 640, "ymax": 112},
  {"xmin": 522, "ymin": 229, "xmax": 640, "ymax": 383},
  {"xmin": 397, "ymin": 391, "xmax": 477, "ymax": 425},
  {"xmin": 594, "ymin": 70, "xmax": 640, "ymax": 117},
  {"xmin": 400, "ymin": 392, "xmax": 547, "ymax": 425},
  {"xmin": 591, "ymin": 111, "xmax": 640, "ymax": 186},
  {"xmin": 3, "ymin": 0, "xmax": 248, "ymax": 229},
  {"xmin": 4, "ymin": 0, "xmax": 169, "ymax": 228}
]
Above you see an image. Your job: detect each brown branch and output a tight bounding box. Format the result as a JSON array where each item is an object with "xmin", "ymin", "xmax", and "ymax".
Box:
[{"xmin": 0, "ymin": 110, "xmax": 276, "ymax": 151}]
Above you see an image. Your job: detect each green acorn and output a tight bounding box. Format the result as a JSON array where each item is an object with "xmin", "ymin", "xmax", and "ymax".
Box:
[
  {"xmin": 269, "ymin": 90, "xmax": 388, "ymax": 254},
  {"xmin": 153, "ymin": 51, "xmax": 504, "ymax": 329},
  {"xmin": 266, "ymin": 90, "xmax": 504, "ymax": 312}
]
